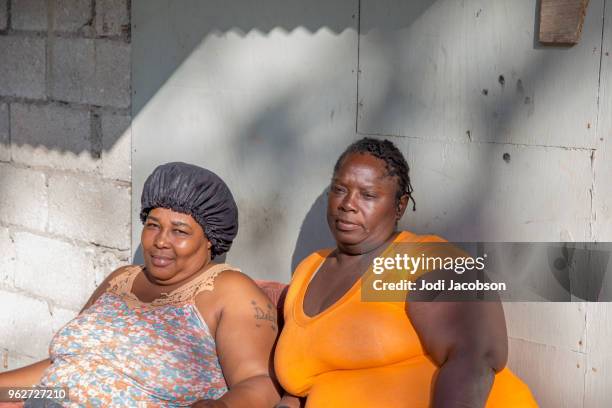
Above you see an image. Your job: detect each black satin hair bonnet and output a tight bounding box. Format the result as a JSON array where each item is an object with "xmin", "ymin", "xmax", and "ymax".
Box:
[{"xmin": 140, "ymin": 162, "xmax": 238, "ymax": 258}]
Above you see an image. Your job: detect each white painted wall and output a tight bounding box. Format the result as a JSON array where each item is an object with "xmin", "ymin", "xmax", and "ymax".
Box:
[{"xmin": 131, "ymin": 0, "xmax": 611, "ymax": 406}]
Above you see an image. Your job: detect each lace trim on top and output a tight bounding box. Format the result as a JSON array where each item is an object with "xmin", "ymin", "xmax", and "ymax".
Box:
[{"xmin": 106, "ymin": 264, "xmax": 240, "ymax": 309}]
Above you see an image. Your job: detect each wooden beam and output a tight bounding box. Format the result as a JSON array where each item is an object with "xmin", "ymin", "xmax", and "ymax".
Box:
[{"xmin": 539, "ymin": 0, "xmax": 590, "ymax": 45}]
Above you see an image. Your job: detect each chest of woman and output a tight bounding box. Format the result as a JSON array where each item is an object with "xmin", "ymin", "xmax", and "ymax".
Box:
[
  {"xmin": 276, "ymin": 284, "xmax": 427, "ymax": 397},
  {"xmin": 45, "ymin": 292, "xmax": 226, "ymax": 401}
]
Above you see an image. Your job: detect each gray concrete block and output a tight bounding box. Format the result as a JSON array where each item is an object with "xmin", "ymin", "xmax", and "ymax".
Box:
[
  {"xmin": 0, "ymin": 290, "xmax": 56, "ymax": 358},
  {"xmin": 48, "ymin": 38, "xmax": 94, "ymax": 103},
  {"xmin": 0, "ymin": 226, "xmax": 15, "ymax": 290},
  {"xmin": 93, "ymin": 40, "xmax": 131, "ymax": 108},
  {"xmin": 94, "ymin": 249, "xmax": 130, "ymax": 286},
  {"xmin": 95, "ymin": 0, "xmax": 129, "ymax": 37},
  {"xmin": 54, "ymin": 0, "xmax": 92, "ymax": 32},
  {"xmin": 0, "ymin": 102, "xmax": 8, "ymax": 162},
  {"xmin": 14, "ymin": 231, "xmax": 98, "ymax": 310},
  {"xmin": 0, "ymin": 36, "xmax": 46, "ymax": 99},
  {"xmin": 12, "ymin": 0, "xmax": 47, "ymax": 31},
  {"xmin": 0, "ymin": 0, "xmax": 7, "ymax": 31},
  {"xmin": 48, "ymin": 174, "xmax": 130, "ymax": 249},
  {"xmin": 0, "ymin": 163, "xmax": 48, "ymax": 230},
  {"xmin": 50, "ymin": 38, "xmax": 130, "ymax": 108},
  {"xmin": 101, "ymin": 113, "xmax": 131, "ymax": 181},
  {"xmin": 10, "ymin": 103, "xmax": 98, "ymax": 172}
]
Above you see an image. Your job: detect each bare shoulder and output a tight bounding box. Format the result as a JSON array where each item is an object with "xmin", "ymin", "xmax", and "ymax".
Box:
[
  {"xmin": 194, "ymin": 268, "xmax": 276, "ymax": 336},
  {"xmin": 193, "ymin": 267, "xmax": 269, "ymax": 307},
  {"xmin": 212, "ymin": 269, "xmax": 268, "ymax": 300}
]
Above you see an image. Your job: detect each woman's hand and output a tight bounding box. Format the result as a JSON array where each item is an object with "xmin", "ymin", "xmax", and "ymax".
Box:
[{"xmin": 274, "ymin": 394, "xmax": 303, "ymax": 408}]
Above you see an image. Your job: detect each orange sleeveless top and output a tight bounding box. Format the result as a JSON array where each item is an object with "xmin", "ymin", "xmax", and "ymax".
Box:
[{"xmin": 274, "ymin": 231, "xmax": 538, "ymax": 407}]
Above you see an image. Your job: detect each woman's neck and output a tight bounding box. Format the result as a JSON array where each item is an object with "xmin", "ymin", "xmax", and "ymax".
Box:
[{"xmin": 334, "ymin": 230, "xmax": 400, "ymax": 266}]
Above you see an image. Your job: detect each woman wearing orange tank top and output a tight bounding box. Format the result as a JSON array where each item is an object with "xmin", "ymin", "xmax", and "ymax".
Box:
[{"xmin": 274, "ymin": 138, "xmax": 538, "ymax": 407}]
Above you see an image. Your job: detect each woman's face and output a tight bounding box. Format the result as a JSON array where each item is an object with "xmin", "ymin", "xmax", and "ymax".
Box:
[
  {"xmin": 327, "ymin": 152, "xmax": 407, "ymax": 254},
  {"xmin": 141, "ymin": 207, "xmax": 211, "ymax": 285}
]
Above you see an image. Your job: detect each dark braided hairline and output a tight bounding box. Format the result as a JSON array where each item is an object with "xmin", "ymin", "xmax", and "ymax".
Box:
[{"xmin": 333, "ymin": 137, "xmax": 416, "ymax": 211}]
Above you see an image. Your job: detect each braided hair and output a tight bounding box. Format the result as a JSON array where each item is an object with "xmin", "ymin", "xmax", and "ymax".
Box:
[{"xmin": 333, "ymin": 137, "xmax": 416, "ymax": 211}]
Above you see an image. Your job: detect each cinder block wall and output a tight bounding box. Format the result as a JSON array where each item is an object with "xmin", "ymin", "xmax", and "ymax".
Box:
[{"xmin": 0, "ymin": 0, "xmax": 132, "ymax": 370}]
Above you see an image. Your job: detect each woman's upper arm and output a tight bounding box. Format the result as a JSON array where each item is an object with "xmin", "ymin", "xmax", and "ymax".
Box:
[
  {"xmin": 205, "ymin": 270, "xmax": 278, "ymax": 386},
  {"xmin": 407, "ymin": 299, "xmax": 508, "ymax": 372}
]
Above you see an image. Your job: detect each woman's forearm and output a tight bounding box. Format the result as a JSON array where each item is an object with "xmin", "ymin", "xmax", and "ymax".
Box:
[
  {"xmin": 432, "ymin": 355, "xmax": 495, "ymax": 408},
  {"xmin": 0, "ymin": 359, "xmax": 51, "ymax": 388}
]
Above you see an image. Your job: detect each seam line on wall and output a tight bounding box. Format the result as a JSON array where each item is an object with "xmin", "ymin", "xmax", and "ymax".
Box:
[
  {"xmin": 0, "ymin": 220, "xmax": 131, "ymax": 253},
  {"xmin": 590, "ymin": 0, "xmax": 607, "ymax": 243},
  {"xmin": 0, "ymin": 95, "xmax": 131, "ymax": 115},
  {"xmin": 0, "ymin": 161, "xmax": 132, "ymax": 185},
  {"xmin": 358, "ymin": 131, "xmax": 598, "ymax": 151},
  {"xmin": 6, "ymin": 0, "xmax": 11, "ymax": 30},
  {"xmin": 7, "ymin": 102, "xmax": 11, "ymax": 162},
  {"xmin": 355, "ymin": 0, "xmax": 361, "ymax": 134},
  {"xmin": 509, "ymin": 335, "xmax": 587, "ymax": 354},
  {"xmin": 45, "ymin": 0, "xmax": 55, "ymax": 105},
  {"xmin": 581, "ymin": 302, "xmax": 589, "ymax": 408}
]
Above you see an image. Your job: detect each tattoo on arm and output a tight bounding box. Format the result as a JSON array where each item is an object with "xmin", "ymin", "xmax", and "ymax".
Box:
[{"xmin": 251, "ymin": 300, "xmax": 277, "ymax": 332}]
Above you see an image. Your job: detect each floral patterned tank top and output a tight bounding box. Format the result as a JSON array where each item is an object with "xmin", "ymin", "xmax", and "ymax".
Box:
[{"xmin": 38, "ymin": 264, "xmax": 237, "ymax": 407}]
